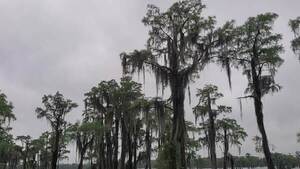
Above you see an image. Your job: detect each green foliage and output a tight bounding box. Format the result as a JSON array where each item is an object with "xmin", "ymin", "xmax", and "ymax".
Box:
[
  {"xmin": 0, "ymin": 127, "xmax": 15, "ymax": 163},
  {"xmin": 229, "ymin": 13, "xmax": 284, "ymax": 96},
  {"xmin": 0, "ymin": 91, "xmax": 15, "ymax": 126},
  {"xmin": 216, "ymin": 118, "xmax": 247, "ymax": 147},
  {"xmin": 35, "ymin": 91, "xmax": 78, "ymax": 145},
  {"xmin": 272, "ymin": 152, "xmax": 299, "ymax": 169},
  {"xmin": 78, "ymin": 121, "xmax": 104, "ymax": 134},
  {"xmin": 234, "ymin": 154, "xmax": 265, "ymax": 168},
  {"xmin": 121, "ymin": 0, "xmax": 237, "ymax": 92},
  {"xmin": 193, "ymin": 84, "xmax": 231, "ymax": 124},
  {"xmin": 36, "ymin": 92, "xmax": 78, "ymax": 129},
  {"xmin": 289, "ymin": 17, "xmax": 300, "ymax": 59},
  {"xmin": 0, "ymin": 91, "xmax": 17, "ymax": 165},
  {"xmin": 155, "ymin": 140, "xmax": 172, "ymax": 169},
  {"xmin": 154, "ymin": 130, "xmax": 172, "ymax": 169}
]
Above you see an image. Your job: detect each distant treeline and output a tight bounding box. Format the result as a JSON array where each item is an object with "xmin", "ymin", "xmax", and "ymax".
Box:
[
  {"xmin": 189, "ymin": 153, "xmax": 300, "ymax": 169},
  {"xmin": 58, "ymin": 164, "xmax": 88, "ymax": 169},
  {"xmin": 2, "ymin": 152, "xmax": 298, "ymax": 169},
  {"xmin": 53, "ymin": 153, "xmax": 300, "ymax": 169}
]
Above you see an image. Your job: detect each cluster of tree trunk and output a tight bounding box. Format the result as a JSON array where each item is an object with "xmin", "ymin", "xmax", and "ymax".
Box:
[{"xmin": 75, "ymin": 78, "xmax": 170, "ymax": 169}]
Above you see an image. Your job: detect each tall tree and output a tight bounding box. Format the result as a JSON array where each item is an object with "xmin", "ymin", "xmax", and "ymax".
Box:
[
  {"xmin": 225, "ymin": 13, "xmax": 284, "ymax": 169},
  {"xmin": 193, "ymin": 85, "xmax": 231, "ymax": 169},
  {"xmin": 216, "ymin": 118, "xmax": 247, "ymax": 169},
  {"xmin": 289, "ymin": 19, "xmax": 300, "ymax": 143},
  {"xmin": 289, "ymin": 17, "xmax": 300, "ymax": 59},
  {"xmin": 120, "ymin": 1, "xmax": 235, "ymax": 168},
  {"xmin": 36, "ymin": 92, "xmax": 78, "ymax": 169},
  {"xmin": 0, "ymin": 90, "xmax": 16, "ymax": 168}
]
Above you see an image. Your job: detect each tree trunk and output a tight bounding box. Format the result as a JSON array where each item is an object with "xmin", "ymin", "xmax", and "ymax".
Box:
[
  {"xmin": 113, "ymin": 118, "xmax": 119, "ymax": 169},
  {"xmin": 170, "ymin": 78, "xmax": 186, "ymax": 169},
  {"xmin": 208, "ymin": 95, "xmax": 217, "ymax": 169},
  {"xmin": 51, "ymin": 129, "xmax": 60, "ymax": 169},
  {"xmin": 45, "ymin": 148, "xmax": 49, "ymax": 169},
  {"xmin": 223, "ymin": 129, "xmax": 229, "ymax": 169},
  {"xmin": 127, "ymin": 131, "xmax": 133, "ymax": 169},
  {"xmin": 105, "ymin": 101, "xmax": 113, "ymax": 169},
  {"xmin": 23, "ymin": 157, "xmax": 27, "ymax": 169},
  {"xmin": 119, "ymin": 117, "xmax": 127, "ymax": 169},
  {"xmin": 106, "ymin": 132, "xmax": 113, "ymax": 169},
  {"xmin": 230, "ymin": 155, "xmax": 234, "ymax": 169},
  {"xmin": 1, "ymin": 161, "xmax": 6, "ymax": 169},
  {"xmin": 133, "ymin": 133, "xmax": 138, "ymax": 169},
  {"xmin": 90, "ymin": 157, "xmax": 95, "ymax": 169},
  {"xmin": 78, "ymin": 145, "xmax": 88, "ymax": 169},
  {"xmin": 98, "ymin": 138, "xmax": 105, "ymax": 169},
  {"xmin": 145, "ymin": 124, "xmax": 151, "ymax": 169},
  {"xmin": 78, "ymin": 156, "xmax": 84, "ymax": 169},
  {"xmin": 30, "ymin": 155, "xmax": 36, "ymax": 169},
  {"xmin": 251, "ymin": 58, "xmax": 275, "ymax": 169}
]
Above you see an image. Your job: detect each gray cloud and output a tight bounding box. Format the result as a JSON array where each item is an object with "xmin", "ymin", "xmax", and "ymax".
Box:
[{"xmin": 0, "ymin": 0, "xmax": 300, "ymax": 163}]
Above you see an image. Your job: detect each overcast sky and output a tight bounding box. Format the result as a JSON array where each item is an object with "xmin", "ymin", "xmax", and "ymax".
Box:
[{"xmin": 1, "ymin": 0, "xmax": 300, "ymax": 163}]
